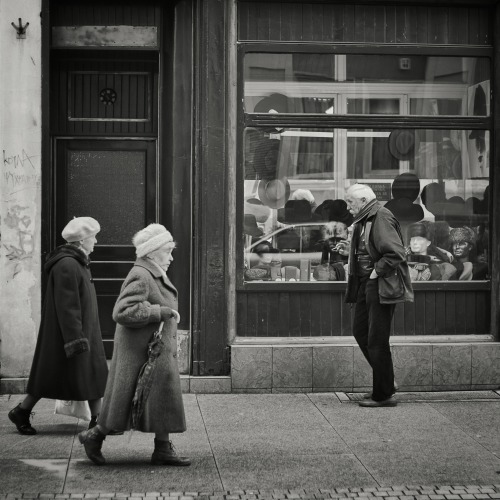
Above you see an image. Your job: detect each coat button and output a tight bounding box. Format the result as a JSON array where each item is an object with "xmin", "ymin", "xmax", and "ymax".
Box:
[{"xmin": 173, "ymin": 353, "xmax": 177, "ymax": 358}]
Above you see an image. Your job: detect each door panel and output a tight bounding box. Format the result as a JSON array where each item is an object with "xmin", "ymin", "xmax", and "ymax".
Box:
[{"xmin": 56, "ymin": 139, "xmax": 157, "ymax": 356}]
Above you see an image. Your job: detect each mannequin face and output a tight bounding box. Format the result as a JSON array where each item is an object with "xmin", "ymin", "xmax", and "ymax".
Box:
[
  {"xmin": 452, "ymin": 241, "xmax": 472, "ymax": 260},
  {"xmin": 410, "ymin": 236, "xmax": 431, "ymax": 255}
]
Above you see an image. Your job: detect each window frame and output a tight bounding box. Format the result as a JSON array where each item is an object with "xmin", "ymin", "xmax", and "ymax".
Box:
[{"xmin": 236, "ymin": 42, "xmax": 493, "ymax": 292}]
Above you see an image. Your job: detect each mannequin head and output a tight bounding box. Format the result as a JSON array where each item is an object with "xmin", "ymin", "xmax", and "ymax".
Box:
[
  {"xmin": 408, "ymin": 223, "xmax": 431, "ymax": 255},
  {"xmin": 450, "ymin": 226, "xmax": 475, "ymax": 263}
]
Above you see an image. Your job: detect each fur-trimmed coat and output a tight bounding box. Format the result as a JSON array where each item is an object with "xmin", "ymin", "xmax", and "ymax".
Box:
[
  {"xmin": 98, "ymin": 258, "xmax": 186, "ymax": 434},
  {"xmin": 26, "ymin": 245, "xmax": 108, "ymax": 400}
]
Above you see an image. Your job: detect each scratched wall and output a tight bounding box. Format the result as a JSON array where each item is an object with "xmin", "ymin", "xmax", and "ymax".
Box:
[{"xmin": 0, "ymin": 0, "xmax": 42, "ymax": 380}]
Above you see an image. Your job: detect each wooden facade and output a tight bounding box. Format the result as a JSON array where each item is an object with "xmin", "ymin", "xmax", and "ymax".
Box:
[
  {"xmin": 238, "ymin": 2, "xmax": 492, "ymax": 45},
  {"xmin": 40, "ymin": 0, "xmax": 500, "ymax": 376}
]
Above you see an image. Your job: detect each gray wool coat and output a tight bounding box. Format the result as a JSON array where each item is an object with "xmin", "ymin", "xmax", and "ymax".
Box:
[{"xmin": 99, "ymin": 258, "xmax": 186, "ymax": 434}]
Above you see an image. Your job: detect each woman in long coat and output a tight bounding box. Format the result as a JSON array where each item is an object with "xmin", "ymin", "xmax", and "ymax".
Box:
[
  {"xmin": 8, "ymin": 217, "xmax": 108, "ymax": 435},
  {"xmin": 78, "ymin": 223, "xmax": 190, "ymax": 467}
]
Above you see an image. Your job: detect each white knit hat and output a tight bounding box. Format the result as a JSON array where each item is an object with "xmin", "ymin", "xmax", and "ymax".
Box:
[
  {"xmin": 62, "ymin": 217, "xmax": 100, "ymax": 243},
  {"xmin": 133, "ymin": 223, "xmax": 175, "ymax": 258}
]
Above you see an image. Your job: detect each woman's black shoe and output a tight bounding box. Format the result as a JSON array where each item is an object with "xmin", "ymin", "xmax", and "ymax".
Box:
[{"xmin": 8, "ymin": 404, "xmax": 37, "ymax": 435}]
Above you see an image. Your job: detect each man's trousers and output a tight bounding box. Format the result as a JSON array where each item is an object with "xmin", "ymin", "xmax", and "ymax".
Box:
[{"xmin": 352, "ymin": 276, "xmax": 396, "ymax": 401}]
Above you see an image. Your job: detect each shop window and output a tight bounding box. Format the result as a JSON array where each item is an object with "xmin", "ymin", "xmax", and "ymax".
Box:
[
  {"xmin": 243, "ymin": 126, "xmax": 490, "ymax": 283},
  {"xmin": 241, "ymin": 51, "xmax": 491, "ymax": 285}
]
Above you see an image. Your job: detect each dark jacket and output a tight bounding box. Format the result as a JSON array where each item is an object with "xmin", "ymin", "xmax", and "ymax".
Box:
[
  {"xmin": 26, "ymin": 245, "xmax": 108, "ymax": 400},
  {"xmin": 98, "ymin": 258, "xmax": 186, "ymax": 434},
  {"xmin": 345, "ymin": 202, "xmax": 414, "ymax": 304}
]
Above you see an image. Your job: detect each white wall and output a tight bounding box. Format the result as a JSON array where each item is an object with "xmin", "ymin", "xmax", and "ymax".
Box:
[{"xmin": 0, "ymin": 0, "xmax": 42, "ymax": 379}]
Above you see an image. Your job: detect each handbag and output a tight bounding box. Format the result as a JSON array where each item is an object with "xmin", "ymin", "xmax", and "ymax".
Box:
[
  {"xmin": 131, "ymin": 321, "xmax": 165, "ymax": 429},
  {"xmin": 378, "ymin": 268, "xmax": 404, "ymax": 300},
  {"xmin": 54, "ymin": 399, "xmax": 91, "ymax": 421}
]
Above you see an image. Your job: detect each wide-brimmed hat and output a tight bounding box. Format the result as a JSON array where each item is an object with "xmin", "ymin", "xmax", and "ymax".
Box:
[
  {"xmin": 62, "ymin": 216, "xmax": 100, "ymax": 243},
  {"xmin": 384, "ymin": 197, "xmax": 424, "ymax": 224},
  {"xmin": 254, "ymin": 93, "xmax": 289, "ymax": 114},
  {"xmin": 278, "ymin": 200, "xmax": 312, "ymax": 223},
  {"xmin": 244, "ymin": 214, "xmax": 263, "ymax": 238},
  {"xmin": 258, "ymin": 178, "xmax": 291, "ymax": 209},
  {"xmin": 388, "ymin": 130, "xmax": 419, "ymax": 161}
]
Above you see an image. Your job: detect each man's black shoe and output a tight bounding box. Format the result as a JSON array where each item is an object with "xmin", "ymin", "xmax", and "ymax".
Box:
[
  {"xmin": 363, "ymin": 381, "xmax": 399, "ymax": 399},
  {"xmin": 359, "ymin": 396, "xmax": 398, "ymax": 407}
]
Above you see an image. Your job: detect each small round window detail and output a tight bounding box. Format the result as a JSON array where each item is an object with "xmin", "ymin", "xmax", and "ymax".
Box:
[{"xmin": 99, "ymin": 88, "xmax": 117, "ymax": 106}]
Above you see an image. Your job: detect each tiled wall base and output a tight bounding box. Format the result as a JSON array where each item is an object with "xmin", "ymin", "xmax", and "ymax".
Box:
[
  {"xmin": 0, "ymin": 376, "xmax": 231, "ymax": 395},
  {"xmin": 231, "ymin": 342, "xmax": 500, "ymax": 393},
  {"xmin": 3, "ymin": 343, "xmax": 500, "ymax": 394}
]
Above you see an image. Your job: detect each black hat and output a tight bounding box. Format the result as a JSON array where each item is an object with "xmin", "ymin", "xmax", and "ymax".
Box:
[
  {"xmin": 254, "ymin": 93, "xmax": 289, "ymax": 114},
  {"xmin": 388, "ymin": 130, "xmax": 419, "ymax": 161},
  {"xmin": 258, "ymin": 178, "xmax": 291, "ymax": 209},
  {"xmin": 469, "ymin": 85, "xmax": 487, "ymax": 139},
  {"xmin": 408, "ymin": 222, "xmax": 429, "ymax": 240},
  {"xmin": 278, "ymin": 200, "xmax": 312, "ymax": 223},
  {"xmin": 244, "ymin": 214, "xmax": 263, "ymax": 238},
  {"xmin": 391, "ymin": 173, "xmax": 421, "ymax": 202}
]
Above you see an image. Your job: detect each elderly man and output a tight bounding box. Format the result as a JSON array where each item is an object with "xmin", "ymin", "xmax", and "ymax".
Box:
[{"xmin": 338, "ymin": 184, "xmax": 413, "ymax": 407}]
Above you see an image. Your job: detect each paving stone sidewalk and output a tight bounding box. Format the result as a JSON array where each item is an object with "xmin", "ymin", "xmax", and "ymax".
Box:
[
  {"xmin": 3, "ymin": 486, "xmax": 500, "ymax": 500},
  {"xmin": 2, "ymin": 393, "xmax": 500, "ymax": 496}
]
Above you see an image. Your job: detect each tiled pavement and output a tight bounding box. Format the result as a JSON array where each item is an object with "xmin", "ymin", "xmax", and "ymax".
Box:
[
  {"xmin": 3, "ymin": 487, "xmax": 500, "ymax": 500},
  {"xmin": 2, "ymin": 393, "xmax": 500, "ymax": 498}
]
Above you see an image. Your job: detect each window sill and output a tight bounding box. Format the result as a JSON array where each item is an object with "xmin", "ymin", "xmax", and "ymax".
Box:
[{"xmin": 239, "ymin": 280, "xmax": 491, "ymax": 292}]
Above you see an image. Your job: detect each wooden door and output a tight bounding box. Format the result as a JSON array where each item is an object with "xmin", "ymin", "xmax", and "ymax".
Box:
[{"xmin": 55, "ymin": 139, "xmax": 157, "ymax": 356}]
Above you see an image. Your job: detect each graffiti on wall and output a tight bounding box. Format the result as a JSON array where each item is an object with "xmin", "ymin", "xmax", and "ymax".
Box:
[{"xmin": 1, "ymin": 148, "xmax": 40, "ymax": 278}]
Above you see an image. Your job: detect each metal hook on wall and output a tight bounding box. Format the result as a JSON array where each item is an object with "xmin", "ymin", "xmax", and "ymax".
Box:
[{"xmin": 11, "ymin": 18, "xmax": 29, "ymax": 39}]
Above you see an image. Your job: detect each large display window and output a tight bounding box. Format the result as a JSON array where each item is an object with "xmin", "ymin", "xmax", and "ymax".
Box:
[{"xmin": 241, "ymin": 52, "xmax": 491, "ymax": 286}]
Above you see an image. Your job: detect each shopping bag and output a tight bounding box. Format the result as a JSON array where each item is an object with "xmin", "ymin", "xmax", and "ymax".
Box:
[{"xmin": 54, "ymin": 399, "xmax": 91, "ymax": 421}]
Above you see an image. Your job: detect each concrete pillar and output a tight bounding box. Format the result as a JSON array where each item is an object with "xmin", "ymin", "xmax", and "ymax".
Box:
[{"xmin": 0, "ymin": 0, "xmax": 42, "ymax": 390}]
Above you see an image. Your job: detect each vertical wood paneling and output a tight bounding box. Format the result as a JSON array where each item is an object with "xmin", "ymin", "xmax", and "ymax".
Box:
[
  {"xmin": 445, "ymin": 291, "xmax": 456, "ymax": 334},
  {"xmin": 51, "ymin": 1, "xmax": 158, "ymax": 26},
  {"xmin": 385, "ymin": 6, "xmax": 396, "ymax": 43},
  {"xmin": 238, "ymin": 3, "xmax": 492, "ymax": 45},
  {"xmin": 289, "ymin": 293, "xmax": 302, "ymax": 335},
  {"xmin": 256, "ymin": 3, "xmax": 271, "ymax": 41},
  {"xmin": 332, "ymin": 4, "xmax": 345, "ymax": 43},
  {"xmin": 435, "ymin": 291, "xmax": 447, "ymax": 334},
  {"xmin": 321, "ymin": 3, "xmax": 334, "ymax": 43},
  {"xmin": 237, "ymin": 289, "xmax": 489, "ymax": 337},
  {"xmin": 424, "ymin": 291, "xmax": 435, "ymax": 334},
  {"xmin": 268, "ymin": 3, "xmax": 282, "ymax": 42},
  {"xmin": 278, "ymin": 293, "xmax": 290, "ymax": 336}
]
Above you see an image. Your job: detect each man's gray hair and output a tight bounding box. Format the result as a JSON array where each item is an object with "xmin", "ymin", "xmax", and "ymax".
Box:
[{"xmin": 346, "ymin": 183, "xmax": 377, "ymax": 202}]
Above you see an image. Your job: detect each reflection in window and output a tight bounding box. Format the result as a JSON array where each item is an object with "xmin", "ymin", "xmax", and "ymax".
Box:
[
  {"xmin": 242, "ymin": 128, "xmax": 490, "ymax": 283},
  {"xmin": 244, "ymin": 54, "xmax": 490, "ymax": 117}
]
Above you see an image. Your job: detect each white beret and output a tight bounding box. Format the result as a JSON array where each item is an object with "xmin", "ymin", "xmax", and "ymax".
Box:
[
  {"xmin": 133, "ymin": 223, "xmax": 175, "ymax": 258},
  {"xmin": 62, "ymin": 217, "xmax": 100, "ymax": 243}
]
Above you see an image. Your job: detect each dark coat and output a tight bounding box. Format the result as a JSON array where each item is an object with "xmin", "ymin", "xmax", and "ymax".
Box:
[
  {"xmin": 345, "ymin": 202, "xmax": 414, "ymax": 304},
  {"xmin": 98, "ymin": 258, "xmax": 186, "ymax": 434},
  {"xmin": 26, "ymin": 245, "xmax": 108, "ymax": 400}
]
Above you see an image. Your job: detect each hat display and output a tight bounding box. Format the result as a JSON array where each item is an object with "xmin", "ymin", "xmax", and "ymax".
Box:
[
  {"xmin": 254, "ymin": 93, "xmax": 288, "ymax": 114},
  {"xmin": 388, "ymin": 130, "xmax": 419, "ymax": 161},
  {"xmin": 408, "ymin": 222, "xmax": 429, "ymax": 240},
  {"xmin": 258, "ymin": 178, "xmax": 291, "ymax": 209},
  {"xmin": 62, "ymin": 216, "xmax": 100, "ymax": 243},
  {"xmin": 450, "ymin": 226, "xmax": 475, "ymax": 244},
  {"xmin": 244, "ymin": 214, "xmax": 263, "ymax": 238},
  {"xmin": 133, "ymin": 223, "xmax": 175, "ymax": 258},
  {"xmin": 278, "ymin": 200, "xmax": 312, "ymax": 223}
]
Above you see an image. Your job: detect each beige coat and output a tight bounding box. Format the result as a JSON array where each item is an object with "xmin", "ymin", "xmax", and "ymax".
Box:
[{"xmin": 99, "ymin": 258, "xmax": 186, "ymax": 434}]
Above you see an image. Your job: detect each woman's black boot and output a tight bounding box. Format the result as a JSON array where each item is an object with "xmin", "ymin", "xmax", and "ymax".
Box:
[
  {"xmin": 151, "ymin": 439, "xmax": 191, "ymax": 466},
  {"xmin": 8, "ymin": 404, "xmax": 37, "ymax": 435},
  {"xmin": 78, "ymin": 426, "xmax": 106, "ymax": 465}
]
